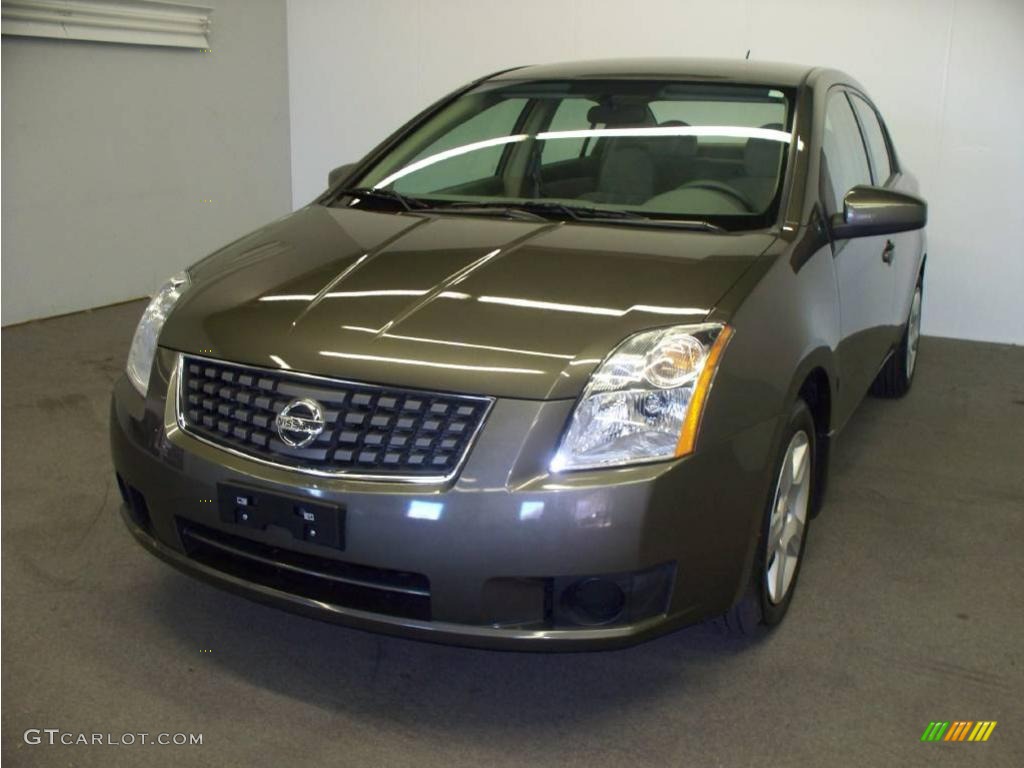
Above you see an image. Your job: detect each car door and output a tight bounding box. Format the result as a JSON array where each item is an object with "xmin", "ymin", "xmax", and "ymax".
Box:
[
  {"xmin": 849, "ymin": 93, "xmax": 917, "ymax": 339},
  {"xmin": 822, "ymin": 89, "xmax": 895, "ymax": 420}
]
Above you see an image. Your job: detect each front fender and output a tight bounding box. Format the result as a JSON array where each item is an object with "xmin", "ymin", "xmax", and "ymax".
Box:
[{"xmin": 701, "ymin": 232, "xmax": 840, "ymax": 449}]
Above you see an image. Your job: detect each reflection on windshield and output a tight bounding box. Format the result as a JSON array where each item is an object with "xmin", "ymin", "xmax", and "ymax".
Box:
[
  {"xmin": 535, "ymin": 125, "xmax": 791, "ymax": 143},
  {"xmin": 375, "ymin": 134, "xmax": 529, "ymax": 189},
  {"xmin": 350, "ymin": 80, "xmax": 793, "ymax": 230},
  {"xmin": 373, "ymin": 126, "xmax": 791, "ymax": 195}
]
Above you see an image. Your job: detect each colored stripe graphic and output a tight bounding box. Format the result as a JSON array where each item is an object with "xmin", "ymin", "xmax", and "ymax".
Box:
[
  {"xmin": 921, "ymin": 721, "xmax": 996, "ymax": 742},
  {"xmin": 945, "ymin": 721, "xmax": 972, "ymax": 741},
  {"xmin": 972, "ymin": 722, "xmax": 997, "ymax": 742}
]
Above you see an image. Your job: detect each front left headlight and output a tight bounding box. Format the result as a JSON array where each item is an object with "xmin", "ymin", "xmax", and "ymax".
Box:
[
  {"xmin": 126, "ymin": 270, "xmax": 190, "ymax": 395},
  {"xmin": 551, "ymin": 323, "xmax": 733, "ymax": 472}
]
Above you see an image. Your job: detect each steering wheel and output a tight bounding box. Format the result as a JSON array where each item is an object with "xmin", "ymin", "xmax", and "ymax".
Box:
[{"xmin": 674, "ymin": 180, "xmax": 756, "ymax": 212}]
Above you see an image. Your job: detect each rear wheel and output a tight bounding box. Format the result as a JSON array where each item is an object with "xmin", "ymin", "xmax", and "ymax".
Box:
[
  {"xmin": 872, "ymin": 280, "xmax": 922, "ymax": 398},
  {"xmin": 721, "ymin": 399, "xmax": 815, "ymax": 634}
]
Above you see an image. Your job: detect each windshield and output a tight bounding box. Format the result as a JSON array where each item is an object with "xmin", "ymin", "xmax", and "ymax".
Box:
[{"xmin": 348, "ymin": 80, "xmax": 794, "ymax": 231}]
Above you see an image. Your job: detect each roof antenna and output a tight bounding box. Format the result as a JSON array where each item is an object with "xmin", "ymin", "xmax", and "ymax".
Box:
[{"xmin": 745, "ymin": 49, "xmax": 751, "ymax": 60}]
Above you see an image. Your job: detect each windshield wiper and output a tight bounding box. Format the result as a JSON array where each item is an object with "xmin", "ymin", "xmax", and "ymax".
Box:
[
  {"xmin": 339, "ymin": 193, "xmax": 725, "ymax": 232},
  {"xmin": 415, "ymin": 203, "xmax": 549, "ymax": 222},
  {"xmin": 515, "ymin": 201, "xmax": 643, "ymax": 221},
  {"xmin": 515, "ymin": 201, "xmax": 726, "ymax": 232},
  {"xmin": 333, "ymin": 187, "xmax": 429, "ymax": 212},
  {"xmin": 586, "ymin": 217, "xmax": 728, "ymax": 233}
]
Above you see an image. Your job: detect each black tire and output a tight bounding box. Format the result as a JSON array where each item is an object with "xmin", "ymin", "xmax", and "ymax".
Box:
[
  {"xmin": 871, "ymin": 280, "xmax": 923, "ymax": 398},
  {"xmin": 720, "ymin": 399, "xmax": 816, "ymax": 635}
]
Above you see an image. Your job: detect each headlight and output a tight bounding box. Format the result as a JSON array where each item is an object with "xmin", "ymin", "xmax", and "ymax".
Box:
[
  {"xmin": 126, "ymin": 270, "xmax": 190, "ymax": 395},
  {"xmin": 551, "ymin": 323, "xmax": 733, "ymax": 472}
]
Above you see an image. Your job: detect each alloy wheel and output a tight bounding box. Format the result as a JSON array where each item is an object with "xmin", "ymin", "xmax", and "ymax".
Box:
[
  {"xmin": 906, "ymin": 287, "xmax": 922, "ymax": 377},
  {"xmin": 766, "ymin": 430, "xmax": 811, "ymax": 605}
]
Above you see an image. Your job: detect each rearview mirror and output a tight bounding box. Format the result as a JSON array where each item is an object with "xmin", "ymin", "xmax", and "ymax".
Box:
[
  {"xmin": 829, "ymin": 185, "xmax": 927, "ymax": 239},
  {"xmin": 328, "ymin": 163, "xmax": 356, "ymax": 189}
]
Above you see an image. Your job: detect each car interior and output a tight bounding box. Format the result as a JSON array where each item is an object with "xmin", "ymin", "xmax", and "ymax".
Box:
[
  {"xmin": 538, "ymin": 110, "xmax": 787, "ymax": 215},
  {"xmin": 358, "ymin": 82, "xmax": 793, "ymax": 228}
]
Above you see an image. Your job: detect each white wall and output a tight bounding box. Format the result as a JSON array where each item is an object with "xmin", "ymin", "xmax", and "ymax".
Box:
[
  {"xmin": 1, "ymin": 0, "xmax": 291, "ymax": 325},
  {"xmin": 286, "ymin": 0, "xmax": 1024, "ymax": 345}
]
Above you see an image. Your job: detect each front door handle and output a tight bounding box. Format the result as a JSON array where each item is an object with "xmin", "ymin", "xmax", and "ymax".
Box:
[{"xmin": 882, "ymin": 240, "xmax": 895, "ymax": 265}]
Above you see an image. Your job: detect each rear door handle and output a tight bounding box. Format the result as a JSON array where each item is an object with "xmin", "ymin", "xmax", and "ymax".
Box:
[{"xmin": 882, "ymin": 240, "xmax": 895, "ymax": 264}]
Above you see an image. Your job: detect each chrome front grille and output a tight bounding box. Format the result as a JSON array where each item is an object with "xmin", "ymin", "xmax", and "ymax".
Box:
[{"xmin": 176, "ymin": 355, "xmax": 492, "ymax": 481}]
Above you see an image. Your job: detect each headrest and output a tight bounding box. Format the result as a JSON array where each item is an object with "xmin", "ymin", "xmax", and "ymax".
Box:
[
  {"xmin": 656, "ymin": 120, "xmax": 697, "ymax": 158},
  {"xmin": 587, "ymin": 101, "xmax": 652, "ymax": 126},
  {"xmin": 744, "ymin": 123, "xmax": 785, "ymax": 176}
]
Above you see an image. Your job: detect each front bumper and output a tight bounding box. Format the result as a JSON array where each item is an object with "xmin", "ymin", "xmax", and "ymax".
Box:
[{"xmin": 110, "ymin": 350, "xmax": 781, "ymax": 650}]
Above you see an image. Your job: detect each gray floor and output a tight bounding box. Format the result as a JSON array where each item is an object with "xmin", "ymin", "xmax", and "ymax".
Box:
[{"xmin": 2, "ymin": 300, "xmax": 1022, "ymax": 767}]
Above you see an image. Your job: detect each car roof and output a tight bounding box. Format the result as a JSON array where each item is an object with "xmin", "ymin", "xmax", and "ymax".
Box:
[{"xmin": 490, "ymin": 58, "xmax": 819, "ymax": 88}]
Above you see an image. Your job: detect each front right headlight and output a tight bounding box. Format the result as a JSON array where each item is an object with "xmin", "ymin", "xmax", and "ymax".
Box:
[
  {"xmin": 551, "ymin": 323, "xmax": 733, "ymax": 472},
  {"xmin": 126, "ymin": 270, "xmax": 190, "ymax": 395}
]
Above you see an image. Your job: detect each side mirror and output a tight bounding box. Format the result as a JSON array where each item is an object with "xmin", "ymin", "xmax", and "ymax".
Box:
[
  {"xmin": 829, "ymin": 185, "xmax": 927, "ymax": 239},
  {"xmin": 328, "ymin": 163, "xmax": 356, "ymax": 189}
]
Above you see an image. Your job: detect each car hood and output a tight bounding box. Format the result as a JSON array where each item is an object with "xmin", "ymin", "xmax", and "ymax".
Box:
[{"xmin": 162, "ymin": 205, "xmax": 774, "ymax": 400}]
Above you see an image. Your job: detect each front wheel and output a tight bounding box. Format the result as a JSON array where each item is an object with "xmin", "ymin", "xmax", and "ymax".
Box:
[{"xmin": 720, "ymin": 399, "xmax": 815, "ymax": 634}]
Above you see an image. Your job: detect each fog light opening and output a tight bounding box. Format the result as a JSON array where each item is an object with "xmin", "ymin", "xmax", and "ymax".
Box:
[
  {"xmin": 115, "ymin": 473, "xmax": 132, "ymax": 507},
  {"xmin": 561, "ymin": 578, "xmax": 626, "ymax": 626},
  {"xmin": 117, "ymin": 474, "xmax": 152, "ymax": 532}
]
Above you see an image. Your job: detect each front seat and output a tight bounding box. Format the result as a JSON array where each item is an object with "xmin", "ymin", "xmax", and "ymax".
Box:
[
  {"xmin": 648, "ymin": 120, "xmax": 698, "ymax": 193},
  {"xmin": 582, "ymin": 101, "xmax": 656, "ymax": 206},
  {"xmin": 587, "ymin": 141, "xmax": 656, "ymax": 205},
  {"xmin": 732, "ymin": 123, "xmax": 786, "ymax": 211}
]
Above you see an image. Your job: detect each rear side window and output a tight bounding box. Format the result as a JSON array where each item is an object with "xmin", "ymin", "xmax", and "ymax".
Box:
[
  {"xmin": 849, "ymin": 95, "xmax": 893, "ymax": 184},
  {"xmin": 822, "ymin": 93, "xmax": 872, "ymax": 212}
]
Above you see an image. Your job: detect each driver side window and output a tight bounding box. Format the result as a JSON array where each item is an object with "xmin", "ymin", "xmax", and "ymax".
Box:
[{"xmin": 822, "ymin": 93, "xmax": 872, "ymax": 215}]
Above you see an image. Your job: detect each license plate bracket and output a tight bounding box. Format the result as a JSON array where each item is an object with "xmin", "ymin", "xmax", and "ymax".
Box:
[{"xmin": 217, "ymin": 483, "xmax": 345, "ymax": 550}]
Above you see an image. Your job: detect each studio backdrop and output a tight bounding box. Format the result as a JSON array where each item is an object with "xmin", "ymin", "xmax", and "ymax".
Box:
[
  {"xmin": 3, "ymin": 0, "xmax": 1021, "ymax": 347},
  {"xmin": 288, "ymin": 0, "xmax": 1024, "ymax": 345}
]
